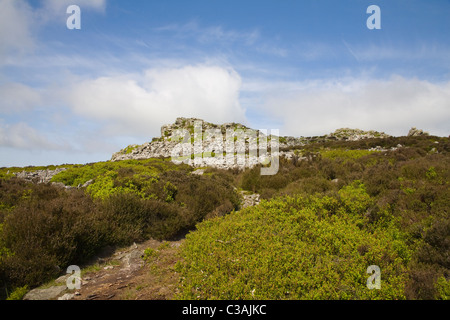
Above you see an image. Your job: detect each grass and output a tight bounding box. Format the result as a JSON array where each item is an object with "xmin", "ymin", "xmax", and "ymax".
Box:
[
  {"xmin": 121, "ymin": 240, "xmax": 182, "ymax": 300},
  {"xmin": 123, "ymin": 145, "xmax": 139, "ymax": 154}
]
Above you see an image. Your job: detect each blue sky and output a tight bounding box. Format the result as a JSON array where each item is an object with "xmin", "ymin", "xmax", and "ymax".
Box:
[{"xmin": 0, "ymin": 0, "xmax": 449, "ymax": 167}]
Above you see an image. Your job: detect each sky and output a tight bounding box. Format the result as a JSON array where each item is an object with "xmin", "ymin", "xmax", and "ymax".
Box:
[{"xmin": 0, "ymin": 0, "xmax": 449, "ymax": 167}]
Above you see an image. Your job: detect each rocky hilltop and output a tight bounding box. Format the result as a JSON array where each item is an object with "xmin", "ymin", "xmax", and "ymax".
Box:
[
  {"xmin": 325, "ymin": 128, "xmax": 391, "ymax": 141},
  {"xmin": 111, "ymin": 117, "xmax": 279, "ymax": 169},
  {"xmin": 111, "ymin": 117, "xmax": 392, "ymax": 169}
]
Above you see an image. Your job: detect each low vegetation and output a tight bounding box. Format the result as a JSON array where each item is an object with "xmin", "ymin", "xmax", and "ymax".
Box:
[
  {"xmin": 0, "ymin": 158, "xmax": 239, "ymax": 297},
  {"xmin": 178, "ymin": 135, "xmax": 449, "ymax": 299},
  {"xmin": 0, "ymin": 134, "xmax": 448, "ymax": 299},
  {"xmin": 177, "ymin": 183, "xmax": 411, "ymax": 299}
]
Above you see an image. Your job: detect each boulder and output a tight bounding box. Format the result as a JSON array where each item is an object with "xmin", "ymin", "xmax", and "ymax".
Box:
[
  {"xmin": 58, "ymin": 293, "xmax": 75, "ymax": 300},
  {"xmin": 23, "ymin": 285, "xmax": 67, "ymax": 300},
  {"xmin": 407, "ymin": 127, "xmax": 429, "ymax": 137}
]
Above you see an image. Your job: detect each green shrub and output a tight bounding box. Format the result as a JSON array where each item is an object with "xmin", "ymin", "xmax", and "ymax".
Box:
[
  {"xmin": 163, "ymin": 181, "xmax": 178, "ymax": 202},
  {"xmin": 177, "ymin": 187, "xmax": 410, "ymax": 300},
  {"xmin": 435, "ymin": 276, "xmax": 450, "ymax": 300},
  {"xmin": 101, "ymin": 192, "xmax": 194, "ymax": 243},
  {"xmin": 172, "ymin": 172, "xmax": 240, "ymax": 219},
  {"xmin": 240, "ymin": 167, "xmax": 260, "ymax": 193},
  {"xmin": 320, "ymin": 149, "xmax": 375, "ymax": 160},
  {"xmin": 6, "ymin": 285, "xmax": 28, "ymax": 300},
  {"xmin": 338, "ymin": 181, "xmax": 372, "ymax": 216},
  {"xmin": 142, "ymin": 248, "xmax": 159, "ymax": 263},
  {"xmin": 426, "ymin": 166, "xmax": 438, "ymax": 180}
]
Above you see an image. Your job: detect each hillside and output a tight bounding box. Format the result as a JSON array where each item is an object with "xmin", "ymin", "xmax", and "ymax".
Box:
[{"xmin": 0, "ymin": 119, "xmax": 449, "ymax": 300}]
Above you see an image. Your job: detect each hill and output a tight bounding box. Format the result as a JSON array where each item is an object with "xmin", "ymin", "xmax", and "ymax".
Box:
[{"xmin": 0, "ymin": 119, "xmax": 448, "ymax": 300}]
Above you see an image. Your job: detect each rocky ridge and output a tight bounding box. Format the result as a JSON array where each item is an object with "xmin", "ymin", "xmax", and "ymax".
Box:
[
  {"xmin": 111, "ymin": 117, "xmax": 393, "ymax": 169},
  {"xmin": 111, "ymin": 117, "xmax": 290, "ymax": 170},
  {"xmin": 325, "ymin": 128, "xmax": 391, "ymax": 141},
  {"xmin": 9, "ymin": 120, "xmax": 421, "ymax": 186}
]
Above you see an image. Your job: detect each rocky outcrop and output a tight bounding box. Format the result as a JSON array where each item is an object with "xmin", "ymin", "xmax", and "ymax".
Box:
[
  {"xmin": 325, "ymin": 128, "xmax": 390, "ymax": 141},
  {"xmin": 240, "ymin": 191, "xmax": 261, "ymax": 209},
  {"xmin": 407, "ymin": 127, "xmax": 429, "ymax": 137},
  {"xmin": 369, "ymin": 144, "xmax": 403, "ymax": 152},
  {"xmin": 13, "ymin": 169, "xmax": 94, "ymax": 190},
  {"xmin": 111, "ymin": 117, "xmax": 393, "ymax": 169},
  {"xmin": 23, "ymin": 285, "xmax": 67, "ymax": 301},
  {"xmin": 111, "ymin": 117, "xmax": 283, "ymax": 170},
  {"xmin": 14, "ymin": 168, "xmax": 67, "ymax": 184}
]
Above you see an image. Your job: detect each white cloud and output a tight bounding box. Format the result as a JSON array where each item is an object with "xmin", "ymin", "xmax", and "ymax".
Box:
[
  {"xmin": 65, "ymin": 65, "xmax": 246, "ymax": 138},
  {"xmin": 0, "ymin": 0, "xmax": 35, "ymax": 60},
  {"xmin": 0, "ymin": 0, "xmax": 107, "ymax": 64},
  {"xmin": 257, "ymin": 76, "xmax": 450, "ymax": 137},
  {"xmin": 0, "ymin": 122, "xmax": 61, "ymax": 150},
  {"xmin": 0, "ymin": 82, "xmax": 42, "ymax": 113}
]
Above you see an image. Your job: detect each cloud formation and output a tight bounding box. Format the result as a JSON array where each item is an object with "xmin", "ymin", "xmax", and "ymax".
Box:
[
  {"xmin": 65, "ymin": 65, "xmax": 246, "ymax": 137},
  {"xmin": 0, "ymin": 82, "xmax": 42, "ymax": 113},
  {"xmin": 0, "ymin": 0, "xmax": 35, "ymax": 60},
  {"xmin": 0, "ymin": 0, "xmax": 108, "ymax": 64},
  {"xmin": 0, "ymin": 122, "xmax": 60, "ymax": 150},
  {"xmin": 258, "ymin": 76, "xmax": 450, "ymax": 137}
]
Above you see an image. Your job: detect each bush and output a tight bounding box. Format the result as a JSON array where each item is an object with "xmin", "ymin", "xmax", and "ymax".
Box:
[
  {"xmin": 0, "ymin": 185, "xmax": 106, "ymax": 288},
  {"xmin": 177, "ymin": 186, "xmax": 410, "ymax": 300},
  {"xmin": 338, "ymin": 181, "xmax": 372, "ymax": 216},
  {"xmin": 406, "ymin": 218, "xmax": 450, "ymax": 299},
  {"xmin": 101, "ymin": 192, "xmax": 194, "ymax": 243},
  {"xmin": 6, "ymin": 285, "xmax": 28, "ymax": 300},
  {"xmin": 320, "ymin": 149, "xmax": 375, "ymax": 161},
  {"xmin": 240, "ymin": 167, "xmax": 260, "ymax": 193},
  {"xmin": 0, "ymin": 160, "xmax": 241, "ymax": 292},
  {"xmin": 172, "ymin": 173, "xmax": 240, "ymax": 220},
  {"xmin": 1, "ymin": 134, "xmax": 448, "ymax": 299}
]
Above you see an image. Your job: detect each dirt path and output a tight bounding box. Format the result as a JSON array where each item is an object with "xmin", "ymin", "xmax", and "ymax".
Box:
[
  {"xmin": 70, "ymin": 193, "xmax": 260, "ymax": 300},
  {"xmin": 71, "ymin": 238, "xmax": 183, "ymax": 300}
]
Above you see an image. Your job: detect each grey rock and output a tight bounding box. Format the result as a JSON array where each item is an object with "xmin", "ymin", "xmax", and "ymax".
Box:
[
  {"xmin": 407, "ymin": 127, "xmax": 429, "ymax": 137},
  {"xmin": 55, "ymin": 274, "xmax": 70, "ymax": 284},
  {"xmin": 23, "ymin": 285, "xmax": 67, "ymax": 300},
  {"xmin": 81, "ymin": 179, "xmax": 94, "ymax": 188},
  {"xmin": 191, "ymin": 169, "xmax": 205, "ymax": 176},
  {"xmin": 51, "ymin": 182, "xmax": 67, "ymax": 188},
  {"xmin": 58, "ymin": 293, "xmax": 75, "ymax": 300},
  {"xmin": 15, "ymin": 168, "xmax": 67, "ymax": 184},
  {"xmin": 240, "ymin": 191, "xmax": 260, "ymax": 209}
]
